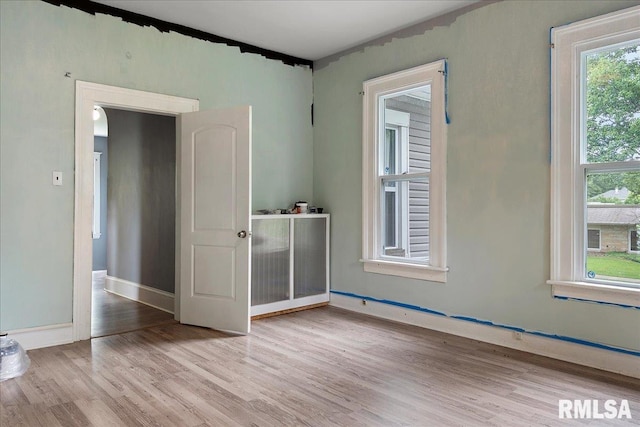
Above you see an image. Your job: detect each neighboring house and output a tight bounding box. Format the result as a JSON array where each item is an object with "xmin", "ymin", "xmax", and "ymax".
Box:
[
  {"xmin": 587, "ymin": 204, "xmax": 640, "ymax": 253},
  {"xmin": 590, "ymin": 187, "xmax": 630, "ymax": 203}
]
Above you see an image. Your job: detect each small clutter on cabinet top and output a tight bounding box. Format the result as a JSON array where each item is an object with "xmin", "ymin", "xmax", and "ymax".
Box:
[{"xmin": 253, "ymin": 201, "xmax": 324, "ymax": 215}]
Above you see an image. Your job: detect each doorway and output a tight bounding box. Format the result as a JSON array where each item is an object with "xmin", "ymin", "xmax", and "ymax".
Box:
[
  {"xmin": 74, "ymin": 81, "xmax": 199, "ymax": 341},
  {"xmin": 90, "ymin": 107, "xmax": 178, "ymax": 337}
]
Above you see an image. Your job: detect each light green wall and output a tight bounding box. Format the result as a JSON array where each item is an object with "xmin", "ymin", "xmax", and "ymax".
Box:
[
  {"xmin": 0, "ymin": 1, "xmax": 313, "ymax": 330},
  {"xmin": 2, "ymin": 0, "xmax": 638, "ymax": 354},
  {"xmin": 313, "ymin": 1, "xmax": 640, "ymax": 351}
]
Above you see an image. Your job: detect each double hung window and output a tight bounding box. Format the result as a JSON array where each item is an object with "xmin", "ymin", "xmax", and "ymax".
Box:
[
  {"xmin": 550, "ymin": 6, "xmax": 640, "ymax": 305},
  {"xmin": 362, "ymin": 60, "xmax": 447, "ymax": 281}
]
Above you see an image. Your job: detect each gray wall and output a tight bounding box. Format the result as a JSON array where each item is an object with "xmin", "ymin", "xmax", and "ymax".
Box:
[
  {"xmin": 0, "ymin": 1, "xmax": 312, "ymax": 330},
  {"xmin": 313, "ymin": 0, "xmax": 640, "ymax": 352},
  {"xmin": 105, "ymin": 109, "xmax": 175, "ymax": 294},
  {"xmin": 92, "ymin": 136, "xmax": 108, "ymax": 271}
]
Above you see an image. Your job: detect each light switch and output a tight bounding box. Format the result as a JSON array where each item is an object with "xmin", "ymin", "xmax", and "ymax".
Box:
[{"xmin": 53, "ymin": 171, "xmax": 63, "ymax": 186}]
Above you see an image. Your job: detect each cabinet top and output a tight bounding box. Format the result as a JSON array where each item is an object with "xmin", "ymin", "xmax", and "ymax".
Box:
[{"xmin": 251, "ymin": 213, "xmax": 330, "ymax": 219}]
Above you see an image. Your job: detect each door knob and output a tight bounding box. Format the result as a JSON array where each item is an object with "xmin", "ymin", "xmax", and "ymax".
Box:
[{"xmin": 237, "ymin": 230, "xmax": 248, "ymax": 238}]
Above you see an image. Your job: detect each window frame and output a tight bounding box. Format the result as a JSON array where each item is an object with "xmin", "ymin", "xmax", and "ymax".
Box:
[
  {"xmin": 362, "ymin": 60, "xmax": 447, "ymax": 282},
  {"xmin": 549, "ymin": 6, "xmax": 640, "ymax": 306}
]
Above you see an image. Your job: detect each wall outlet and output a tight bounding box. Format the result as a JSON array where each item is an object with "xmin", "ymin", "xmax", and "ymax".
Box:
[
  {"xmin": 52, "ymin": 171, "xmax": 63, "ymax": 186},
  {"xmin": 513, "ymin": 331, "xmax": 523, "ymax": 341}
]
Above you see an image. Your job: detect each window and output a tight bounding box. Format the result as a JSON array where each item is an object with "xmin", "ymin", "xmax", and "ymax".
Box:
[
  {"xmin": 362, "ymin": 60, "xmax": 447, "ymax": 282},
  {"xmin": 549, "ymin": 6, "xmax": 640, "ymax": 305},
  {"xmin": 631, "ymin": 229, "xmax": 639, "ymax": 253},
  {"xmin": 587, "ymin": 229, "xmax": 600, "ymax": 251}
]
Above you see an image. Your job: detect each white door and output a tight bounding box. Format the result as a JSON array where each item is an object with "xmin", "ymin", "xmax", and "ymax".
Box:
[{"xmin": 178, "ymin": 106, "xmax": 251, "ymax": 334}]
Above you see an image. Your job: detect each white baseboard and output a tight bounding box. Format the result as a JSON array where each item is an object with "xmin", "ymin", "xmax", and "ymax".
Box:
[
  {"xmin": 4, "ymin": 323, "xmax": 74, "ymax": 350},
  {"xmin": 104, "ymin": 276, "xmax": 175, "ymax": 314},
  {"xmin": 330, "ymin": 292, "xmax": 640, "ymax": 379}
]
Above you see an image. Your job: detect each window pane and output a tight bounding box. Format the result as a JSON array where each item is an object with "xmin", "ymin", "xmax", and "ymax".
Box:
[
  {"xmin": 384, "ymin": 128, "xmax": 397, "ymax": 175},
  {"xmin": 585, "ymin": 42, "xmax": 640, "ymax": 163},
  {"xmin": 384, "ymin": 189, "xmax": 396, "ymax": 248},
  {"xmin": 586, "ymin": 171, "xmax": 640, "ymax": 283},
  {"xmin": 384, "ymin": 85, "xmax": 432, "ymax": 174},
  {"xmin": 631, "ymin": 230, "xmax": 639, "ymax": 252},
  {"xmin": 587, "ymin": 229, "xmax": 600, "ymax": 249},
  {"xmin": 587, "ymin": 171, "xmax": 640, "ymax": 202},
  {"xmin": 381, "ymin": 177, "xmax": 429, "ymax": 262}
]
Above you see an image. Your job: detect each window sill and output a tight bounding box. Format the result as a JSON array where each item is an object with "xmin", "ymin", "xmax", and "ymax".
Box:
[
  {"xmin": 548, "ymin": 280, "xmax": 640, "ymax": 307},
  {"xmin": 362, "ymin": 259, "xmax": 447, "ymax": 282}
]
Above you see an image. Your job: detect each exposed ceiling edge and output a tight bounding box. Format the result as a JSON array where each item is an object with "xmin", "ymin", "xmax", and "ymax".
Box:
[
  {"xmin": 314, "ymin": 0, "xmax": 500, "ymax": 71},
  {"xmin": 41, "ymin": 0, "xmax": 314, "ymax": 69}
]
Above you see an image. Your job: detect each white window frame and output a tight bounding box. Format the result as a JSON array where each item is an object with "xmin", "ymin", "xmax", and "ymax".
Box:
[
  {"xmin": 362, "ymin": 60, "xmax": 447, "ymax": 282},
  {"xmin": 549, "ymin": 6, "xmax": 640, "ymax": 306}
]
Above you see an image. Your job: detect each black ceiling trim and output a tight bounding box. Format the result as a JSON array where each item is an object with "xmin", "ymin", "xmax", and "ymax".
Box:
[{"xmin": 41, "ymin": 0, "xmax": 313, "ymax": 69}]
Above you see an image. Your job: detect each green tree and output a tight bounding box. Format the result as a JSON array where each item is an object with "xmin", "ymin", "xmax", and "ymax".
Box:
[
  {"xmin": 585, "ymin": 44, "xmax": 640, "ymax": 200},
  {"xmin": 623, "ymin": 172, "xmax": 640, "ymax": 204},
  {"xmin": 586, "ymin": 45, "xmax": 640, "ymax": 163}
]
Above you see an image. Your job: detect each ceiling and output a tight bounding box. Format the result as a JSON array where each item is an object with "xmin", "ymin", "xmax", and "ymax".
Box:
[{"xmin": 92, "ymin": 1, "xmax": 478, "ymax": 61}]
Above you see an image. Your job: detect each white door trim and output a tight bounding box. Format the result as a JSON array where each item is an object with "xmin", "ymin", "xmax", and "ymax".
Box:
[{"xmin": 74, "ymin": 81, "xmax": 198, "ymax": 341}]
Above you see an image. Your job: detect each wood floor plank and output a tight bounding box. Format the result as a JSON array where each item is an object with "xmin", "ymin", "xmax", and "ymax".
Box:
[
  {"xmin": 49, "ymin": 401, "xmax": 92, "ymax": 427},
  {"xmin": 2, "ymin": 307, "xmax": 639, "ymax": 426}
]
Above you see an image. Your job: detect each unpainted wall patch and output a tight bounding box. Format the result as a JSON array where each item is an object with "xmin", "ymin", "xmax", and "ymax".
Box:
[{"xmin": 42, "ymin": 0, "xmax": 313, "ymax": 69}]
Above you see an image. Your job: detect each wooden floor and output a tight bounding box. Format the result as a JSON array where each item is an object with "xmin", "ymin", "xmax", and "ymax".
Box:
[
  {"xmin": 91, "ymin": 275, "xmax": 176, "ymax": 338},
  {"xmin": 2, "ymin": 307, "xmax": 639, "ymax": 426}
]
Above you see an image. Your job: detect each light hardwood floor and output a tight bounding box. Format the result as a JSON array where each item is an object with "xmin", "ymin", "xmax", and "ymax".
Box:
[
  {"xmin": 92, "ymin": 275, "xmax": 176, "ymax": 338},
  {"xmin": 2, "ymin": 307, "xmax": 639, "ymax": 426}
]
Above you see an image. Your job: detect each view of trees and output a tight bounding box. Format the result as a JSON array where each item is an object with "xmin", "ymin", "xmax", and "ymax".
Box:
[{"xmin": 585, "ymin": 43, "xmax": 640, "ymax": 203}]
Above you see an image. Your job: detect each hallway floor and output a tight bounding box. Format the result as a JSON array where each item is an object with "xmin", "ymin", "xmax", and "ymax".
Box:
[{"xmin": 91, "ymin": 274, "xmax": 176, "ymax": 337}]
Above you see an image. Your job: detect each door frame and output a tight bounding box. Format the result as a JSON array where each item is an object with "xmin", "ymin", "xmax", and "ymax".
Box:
[{"xmin": 73, "ymin": 81, "xmax": 198, "ymax": 341}]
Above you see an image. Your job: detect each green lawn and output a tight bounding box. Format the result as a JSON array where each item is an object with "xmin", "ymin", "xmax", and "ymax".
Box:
[{"xmin": 586, "ymin": 252, "xmax": 640, "ymax": 280}]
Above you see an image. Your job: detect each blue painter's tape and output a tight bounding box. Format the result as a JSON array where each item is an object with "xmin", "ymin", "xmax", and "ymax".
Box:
[
  {"xmin": 331, "ymin": 290, "xmax": 374, "ymax": 300},
  {"xmin": 381, "ymin": 299, "xmax": 447, "ymax": 317},
  {"xmin": 331, "ymin": 290, "xmax": 640, "ymax": 357},
  {"xmin": 330, "ymin": 290, "xmax": 446, "ymax": 316},
  {"xmin": 451, "ymin": 315, "xmax": 494, "ymax": 326},
  {"xmin": 554, "ymin": 295, "xmax": 640, "ymax": 310},
  {"xmin": 444, "ymin": 59, "xmax": 451, "ymax": 124},
  {"xmin": 451, "ymin": 316, "xmax": 527, "ymax": 333}
]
